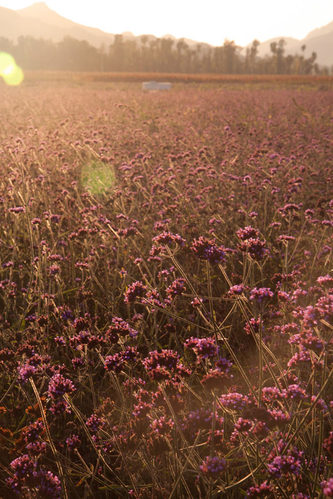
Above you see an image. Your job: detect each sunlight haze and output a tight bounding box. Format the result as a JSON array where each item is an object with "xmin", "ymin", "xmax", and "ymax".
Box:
[{"xmin": 0, "ymin": 0, "xmax": 333, "ymax": 46}]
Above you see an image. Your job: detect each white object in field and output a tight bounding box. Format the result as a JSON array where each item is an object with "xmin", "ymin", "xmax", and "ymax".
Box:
[{"xmin": 142, "ymin": 81, "xmax": 172, "ymax": 91}]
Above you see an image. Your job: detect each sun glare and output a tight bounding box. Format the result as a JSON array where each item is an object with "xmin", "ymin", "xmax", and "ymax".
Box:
[
  {"xmin": 80, "ymin": 160, "xmax": 116, "ymax": 196},
  {"xmin": 0, "ymin": 52, "xmax": 24, "ymax": 86}
]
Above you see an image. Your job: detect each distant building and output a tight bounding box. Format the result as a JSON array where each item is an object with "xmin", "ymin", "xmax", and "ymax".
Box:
[{"xmin": 142, "ymin": 81, "xmax": 172, "ymax": 91}]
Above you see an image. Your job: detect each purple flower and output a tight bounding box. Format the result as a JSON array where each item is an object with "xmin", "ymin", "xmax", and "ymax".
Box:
[
  {"xmin": 18, "ymin": 364, "xmax": 37, "ymax": 383},
  {"xmin": 200, "ymin": 456, "xmax": 226, "ymax": 477},
  {"xmin": 184, "ymin": 337, "xmax": 218, "ymax": 361},
  {"xmin": 47, "ymin": 374, "xmax": 76, "ymax": 399},
  {"xmin": 287, "ymin": 348, "xmax": 312, "ymax": 368},
  {"xmin": 9, "ymin": 206, "xmax": 25, "ymax": 213},
  {"xmin": 143, "ymin": 349, "xmax": 180, "ymax": 372},
  {"xmin": 191, "ymin": 236, "xmax": 226, "ymax": 264},
  {"xmin": 66, "ymin": 434, "xmax": 81, "ymax": 451},
  {"xmin": 152, "ymin": 231, "xmax": 185, "ymax": 247},
  {"xmin": 219, "ymin": 392, "xmax": 252, "ymax": 410},
  {"xmin": 86, "ymin": 414, "xmax": 105, "ymax": 433},
  {"xmin": 104, "ymin": 353, "xmax": 122, "ymax": 373},
  {"xmin": 321, "ymin": 478, "xmax": 333, "ymax": 497},
  {"xmin": 50, "ymin": 214, "xmax": 61, "ymax": 223},
  {"xmin": 104, "ymin": 347, "xmax": 138, "ymax": 372},
  {"xmin": 246, "ymin": 480, "xmax": 273, "ymax": 497},
  {"xmin": 23, "ymin": 419, "xmax": 44, "ymax": 443},
  {"xmin": 37, "ymin": 470, "xmax": 61, "ymax": 498},
  {"xmin": 268, "ymin": 440, "xmax": 304, "ymax": 478},
  {"xmin": 48, "ymin": 264, "xmax": 60, "ymax": 276},
  {"xmin": 49, "ymin": 399, "xmax": 71, "ymax": 415},
  {"xmin": 54, "ymin": 336, "xmax": 66, "ymax": 347},
  {"xmin": 236, "ymin": 226, "xmax": 260, "ymax": 240},
  {"xmin": 181, "ymin": 409, "xmax": 223, "ymax": 437},
  {"xmin": 166, "ymin": 278, "xmax": 186, "ymax": 299},
  {"xmin": 124, "ymin": 281, "xmax": 147, "ymax": 303},
  {"xmin": 31, "ymin": 217, "xmax": 41, "ymax": 225},
  {"xmin": 250, "ymin": 287, "xmax": 274, "ymax": 303},
  {"xmin": 106, "ymin": 317, "xmax": 138, "ymax": 340},
  {"xmin": 317, "ymin": 275, "xmax": 333, "ymax": 287},
  {"xmin": 239, "ymin": 237, "xmax": 269, "ymax": 260},
  {"xmin": 10, "ymin": 454, "xmax": 36, "ymax": 479},
  {"xmin": 268, "ymin": 454, "xmax": 302, "ymax": 477},
  {"xmin": 286, "ymin": 384, "xmax": 308, "ymax": 400},
  {"xmin": 323, "ymin": 432, "xmax": 333, "ymax": 457},
  {"xmin": 150, "ymin": 416, "xmax": 174, "ymax": 435},
  {"xmin": 228, "ymin": 284, "xmax": 246, "ymax": 295}
]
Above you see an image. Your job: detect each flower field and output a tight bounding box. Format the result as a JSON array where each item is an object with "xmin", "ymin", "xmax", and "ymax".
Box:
[{"xmin": 0, "ymin": 81, "xmax": 332, "ymax": 498}]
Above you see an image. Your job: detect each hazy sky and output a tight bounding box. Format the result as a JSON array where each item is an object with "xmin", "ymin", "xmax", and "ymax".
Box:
[{"xmin": 1, "ymin": 0, "xmax": 333, "ymax": 46}]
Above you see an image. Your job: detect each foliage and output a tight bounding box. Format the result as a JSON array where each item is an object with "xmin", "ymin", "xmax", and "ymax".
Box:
[{"xmin": 0, "ymin": 34, "xmax": 329, "ymax": 74}]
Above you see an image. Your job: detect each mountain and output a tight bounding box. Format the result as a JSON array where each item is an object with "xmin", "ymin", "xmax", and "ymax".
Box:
[
  {"xmin": 0, "ymin": 2, "xmax": 116, "ymax": 47},
  {"xmin": 255, "ymin": 37, "xmax": 299, "ymax": 56},
  {"xmin": 305, "ymin": 20, "xmax": 333, "ymax": 40},
  {"xmin": 18, "ymin": 2, "xmax": 79, "ymax": 29},
  {"xmin": 1, "ymin": 2, "xmax": 332, "ymax": 67},
  {"xmin": 254, "ymin": 21, "xmax": 333, "ymax": 67}
]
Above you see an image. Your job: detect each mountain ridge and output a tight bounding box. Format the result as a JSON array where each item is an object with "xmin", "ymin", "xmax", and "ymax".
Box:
[{"xmin": 1, "ymin": 2, "xmax": 332, "ymax": 66}]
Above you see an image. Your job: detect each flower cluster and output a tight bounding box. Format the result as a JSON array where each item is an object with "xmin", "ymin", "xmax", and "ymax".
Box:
[
  {"xmin": 124, "ymin": 281, "xmax": 147, "ymax": 303},
  {"xmin": 105, "ymin": 316, "xmax": 138, "ymax": 342},
  {"xmin": 152, "ymin": 231, "xmax": 186, "ymax": 247},
  {"xmin": 184, "ymin": 336, "xmax": 219, "ymax": 362},
  {"xmin": 249, "ymin": 287, "xmax": 274, "ymax": 303},
  {"xmin": 238, "ymin": 237, "xmax": 269, "ymax": 260},
  {"xmin": 48, "ymin": 374, "xmax": 76, "ymax": 399},
  {"xmin": 200, "ymin": 456, "xmax": 226, "ymax": 477},
  {"xmin": 190, "ymin": 236, "xmax": 226, "ymax": 264},
  {"xmin": 7, "ymin": 455, "xmax": 61, "ymax": 498}
]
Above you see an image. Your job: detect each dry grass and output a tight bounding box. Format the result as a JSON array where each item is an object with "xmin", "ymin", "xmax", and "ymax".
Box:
[{"xmin": 23, "ymin": 70, "xmax": 333, "ymax": 87}]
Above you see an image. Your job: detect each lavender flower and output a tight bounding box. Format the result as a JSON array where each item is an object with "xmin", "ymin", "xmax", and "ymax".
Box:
[
  {"xmin": 184, "ymin": 336, "xmax": 219, "ymax": 361},
  {"xmin": 191, "ymin": 236, "xmax": 226, "ymax": 264},
  {"xmin": 321, "ymin": 478, "xmax": 333, "ymax": 497},
  {"xmin": 124, "ymin": 281, "xmax": 147, "ymax": 303},
  {"xmin": 200, "ymin": 456, "xmax": 226, "ymax": 477},
  {"xmin": 250, "ymin": 287, "xmax": 274, "ymax": 303},
  {"xmin": 47, "ymin": 374, "xmax": 76, "ymax": 399}
]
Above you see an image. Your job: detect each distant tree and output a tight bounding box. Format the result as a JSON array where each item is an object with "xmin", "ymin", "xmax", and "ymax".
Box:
[
  {"xmin": 176, "ymin": 39, "xmax": 189, "ymax": 72},
  {"xmin": 55, "ymin": 37, "xmax": 99, "ymax": 71},
  {"xmin": 270, "ymin": 39, "xmax": 286, "ymax": 73},
  {"xmin": 223, "ymin": 40, "xmax": 239, "ymax": 73},
  {"xmin": 304, "ymin": 51, "xmax": 317, "ymax": 74},
  {"xmin": 245, "ymin": 39, "xmax": 260, "ymax": 73},
  {"xmin": 0, "ymin": 33, "xmax": 330, "ymax": 75},
  {"xmin": 15, "ymin": 36, "xmax": 57, "ymax": 70},
  {"xmin": 159, "ymin": 38, "xmax": 174, "ymax": 72},
  {"xmin": 99, "ymin": 43, "xmax": 106, "ymax": 71},
  {"xmin": 139, "ymin": 35, "xmax": 149, "ymax": 71},
  {"xmin": 0, "ymin": 36, "xmax": 14, "ymax": 53},
  {"xmin": 109, "ymin": 34, "xmax": 125, "ymax": 71}
]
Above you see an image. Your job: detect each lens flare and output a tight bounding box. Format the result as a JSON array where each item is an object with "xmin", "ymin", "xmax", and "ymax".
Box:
[
  {"xmin": 0, "ymin": 52, "xmax": 24, "ymax": 86},
  {"xmin": 80, "ymin": 160, "xmax": 116, "ymax": 195}
]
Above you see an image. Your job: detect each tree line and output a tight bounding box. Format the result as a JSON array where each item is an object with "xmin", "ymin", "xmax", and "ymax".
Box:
[{"xmin": 0, "ymin": 34, "xmax": 330, "ymax": 74}]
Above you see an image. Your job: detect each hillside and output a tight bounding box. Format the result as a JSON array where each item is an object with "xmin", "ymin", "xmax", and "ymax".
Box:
[
  {"xmin": 0, "ymin": 2, "xmax": 116, "ymax": 47},
  {"xmin": 254, "ymin": 21, "xmax": 333, "ymax": 67}
]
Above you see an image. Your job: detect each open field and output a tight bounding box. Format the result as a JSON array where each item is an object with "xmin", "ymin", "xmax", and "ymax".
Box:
[{"xmin": 0, "ymin": 81, "xmax": 332, "ymax": 498}]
